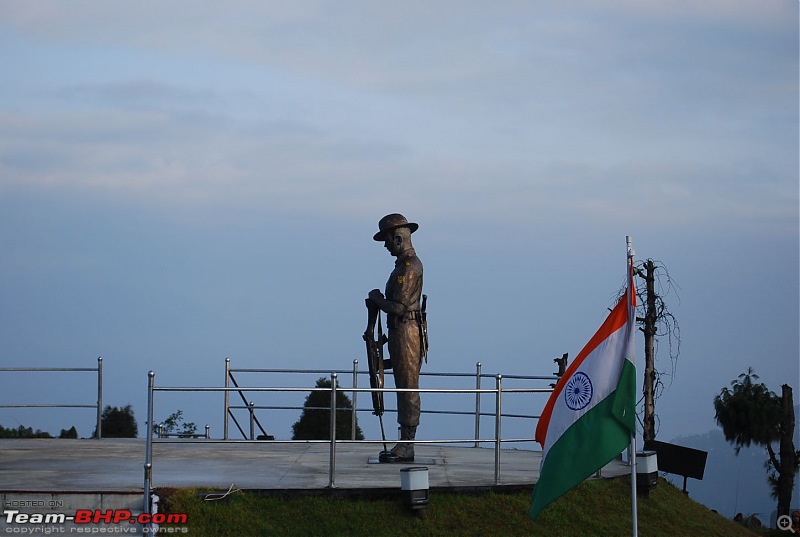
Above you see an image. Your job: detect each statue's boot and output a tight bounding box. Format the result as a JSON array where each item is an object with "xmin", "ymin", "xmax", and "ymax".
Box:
[{"xmin": 379, "ymin": 426, "xmax": 416, "ymax": 463}]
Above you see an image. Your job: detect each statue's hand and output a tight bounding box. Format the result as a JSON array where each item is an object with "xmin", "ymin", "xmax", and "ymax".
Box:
[{"xmin": 368, "ymin": 289, "xmax": 384, "ymax": 302}]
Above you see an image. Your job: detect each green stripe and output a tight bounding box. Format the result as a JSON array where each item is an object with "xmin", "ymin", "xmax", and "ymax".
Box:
[
  {"xmin": 611, "ymin": 359, "xmax": 636, "ymax": 433},
  {"xmin": 529, "ymin": 364, "xmax": 636, "ymax": 520}
]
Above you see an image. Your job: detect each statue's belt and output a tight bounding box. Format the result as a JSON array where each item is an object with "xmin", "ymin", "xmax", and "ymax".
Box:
[{"xmin": 388, "ymin": 310, "xmax": 421, "ymax": 327}]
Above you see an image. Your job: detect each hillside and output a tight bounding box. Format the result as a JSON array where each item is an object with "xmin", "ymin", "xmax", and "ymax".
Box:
[
  {"xmin": 159, "ymin": 476, "xmax": 761, "ymax": 536},
  {"xmin": 669, "ymin": 410, "xmax": 800, "ymax": 519}
]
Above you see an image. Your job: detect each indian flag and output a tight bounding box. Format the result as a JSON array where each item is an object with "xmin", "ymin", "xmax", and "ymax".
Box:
[{"xmin": 530, "ymin": 257, "xmax": 637, "ymax": 519}]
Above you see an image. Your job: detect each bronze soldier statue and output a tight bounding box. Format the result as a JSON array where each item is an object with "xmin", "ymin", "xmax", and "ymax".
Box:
[{"xmin": 368, "ymin": 213, "xmax": 426, "ymax": 463}]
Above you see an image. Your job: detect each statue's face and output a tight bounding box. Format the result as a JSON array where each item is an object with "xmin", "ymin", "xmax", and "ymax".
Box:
[{"xmin": 384, "ymin": 232, "xmax": 403, "ymax": 256}]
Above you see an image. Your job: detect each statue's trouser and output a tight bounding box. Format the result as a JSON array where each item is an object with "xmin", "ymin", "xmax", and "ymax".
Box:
[{"xmin": 388, "ymin": 318, "xmax": 422, "ymax": 458}]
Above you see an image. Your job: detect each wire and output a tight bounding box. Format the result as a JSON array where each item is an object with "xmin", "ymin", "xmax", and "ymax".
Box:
[{"xmin": 203, "ymin": 483, "xmax": 242, "ymax": 501}]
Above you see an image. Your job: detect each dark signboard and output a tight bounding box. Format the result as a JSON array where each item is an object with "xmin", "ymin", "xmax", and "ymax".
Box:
[{"xmin": 643, "ymin": 439, "xmax": 707, "ymax": 480}]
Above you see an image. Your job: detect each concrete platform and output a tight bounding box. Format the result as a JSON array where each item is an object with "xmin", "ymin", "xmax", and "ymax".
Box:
[
  {"xmin": 0, "ymin": 438, "xmax": 632, "ymax": 534},
  {"xmin": 0, "ymin": 438, "xmax": 631, "ymax": 493}
]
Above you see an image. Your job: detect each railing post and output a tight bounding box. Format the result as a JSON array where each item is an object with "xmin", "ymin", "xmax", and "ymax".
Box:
[
  {"xmin": 474, "ymin": 362, "xmax": 482, "ymax": 447},
  {"xmin": 328, "ymin": 372, "xmax": 337, "ymax": 488},
  {"xmin": 96, "ymin": 356, "xmax": 103, "ymax": 439},
  {"xmin": 144, "ymin": 370, "xmax": 155, "ymax": 515},
  {"xmin": 249, "ymin": 401, "xmax": 255, "ymax": 440},
  {"xmin": 143, "ymin": 463, "xmax": 152, "ymax": 514},
  {"xmin": 351, "ymin": 360, "xmax": 358, "ymax": 441},
  {"xmin": 224, "ymin": 357, "xmax": 230, "ymax": 440},
  {"xmin": 494, "ymin": 374, "xmax": 502, "ymax": 485}
]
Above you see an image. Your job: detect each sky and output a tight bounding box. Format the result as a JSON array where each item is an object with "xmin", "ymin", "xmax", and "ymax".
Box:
[{"xmin": 0, "ymin": 0, "xmax": 797, "ymax": 489}]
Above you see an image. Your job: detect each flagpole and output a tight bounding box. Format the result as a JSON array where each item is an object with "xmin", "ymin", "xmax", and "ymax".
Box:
[
  {"xmin": 630, "ymin": 433, "xmax": 638, "ymax": 536},
  {"xmin": 627, "ymin": 236, "xmax": 638, "ymax": 537}
]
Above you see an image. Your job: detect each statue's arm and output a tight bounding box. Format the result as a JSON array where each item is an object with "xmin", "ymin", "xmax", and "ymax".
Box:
[{"xmin": 369, "ymin": 264, "xmax": 421, "ymax": 317}]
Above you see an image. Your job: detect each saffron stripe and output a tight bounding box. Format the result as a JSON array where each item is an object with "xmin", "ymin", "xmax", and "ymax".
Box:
[{"xmin": 535, "ymin": 291, "xmax": 630, "ymax": 445}]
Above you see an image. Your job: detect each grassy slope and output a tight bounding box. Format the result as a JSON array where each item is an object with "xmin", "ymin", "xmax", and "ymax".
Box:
[{"xmin": 160, "ymin": 477, "xmax": 761, "ymax": 536}]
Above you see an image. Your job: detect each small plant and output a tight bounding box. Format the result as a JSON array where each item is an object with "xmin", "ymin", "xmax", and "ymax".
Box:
[{"xmin": 160, "ymin": 410, "xmax": 198, "ymax": 438}]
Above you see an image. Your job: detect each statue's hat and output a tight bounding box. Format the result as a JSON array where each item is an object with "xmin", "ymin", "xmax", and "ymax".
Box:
[{"xmin": 373, "ymin": 213, "xmax": 419, "ymax": 241}]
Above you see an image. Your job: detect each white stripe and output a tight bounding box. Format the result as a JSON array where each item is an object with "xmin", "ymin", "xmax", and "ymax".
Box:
[{"xmin": 542, "ymin": 319, "xmax": 631, "ymax": 456}]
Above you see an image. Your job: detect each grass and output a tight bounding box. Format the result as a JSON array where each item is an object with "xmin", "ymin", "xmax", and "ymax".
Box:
[{"xmin": 158, "ymin": 477, "xmax": 765, "ymax": 536}]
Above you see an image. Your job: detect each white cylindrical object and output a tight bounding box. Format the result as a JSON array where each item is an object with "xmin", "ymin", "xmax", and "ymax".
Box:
[
  {"xmin": 636, "ymin": 451, "xmax": 658, "ymax": 474},
  {"xmin": 635, "ymin": 451, "xmax": 658, "ymax": 497},
  {"xmin": 400, "ymin": 467, "xmax": 429, "ymax": 509},
  {"xmin": 401, "ymin": 466, "xmax": 429, "ymax": 490}
]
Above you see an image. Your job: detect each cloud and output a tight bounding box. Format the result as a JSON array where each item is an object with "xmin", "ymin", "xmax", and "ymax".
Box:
[{"xmin": 0, "ymin": 2, "xmax": 795, "ymax": 238}]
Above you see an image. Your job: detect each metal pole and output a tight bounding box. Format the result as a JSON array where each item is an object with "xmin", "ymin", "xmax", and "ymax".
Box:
[
  {"xmin": 96, "ymin": 356, "xmax": 103, "ymax": 439},
  {"xmin": 351, "ymin": 360, "xmax": 358, "ymax": 441},
  {"xmin": 474, "ymin": 362, "xmax": 482, "ymax": 448},
  {"xmin": 205, "ymin": 425, "xmax": 210, "ymax": 439},
  {"xmin": 144, "ymin": 371, "xmax": 155, "ymax": 515},
  {"xmin": 627, "ymin": 235, "xmax": 639, "ymax": 537},
  {"xmin": 328, "ymin": 372, "xmax": 337, "ymax": 488},
  {"xmin": 494, "ymin": 374, "xmax": 502, "ymax": 485},
  {"xmin": 630, "ymin": 434, "xmax": 638, "ymax": 537},
  {"xmin": 143, "ymin": 463, "xmax": 152, "ymax": 515},
  {"xmin": 224, "ymin": 357, "xmax": 230, "ymax": 440},
  {"xmin": 249, "ymin": 402, "xmax": 255, "ymax": 440}
]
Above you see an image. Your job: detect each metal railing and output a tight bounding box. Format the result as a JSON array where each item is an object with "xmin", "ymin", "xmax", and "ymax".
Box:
[
  {"xmin": 143, "ymin": 361, "xmax": 557, "ymax": 515},
  {"xmin": 0, "ymin": 356, "xmax": 104, "ymax": 438},
  {"xmin": 223, "ymin": 358, "xmax": 557, "ymax": 445}
]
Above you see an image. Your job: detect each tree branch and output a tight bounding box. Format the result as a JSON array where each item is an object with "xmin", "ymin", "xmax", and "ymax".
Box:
[{"xmin": 766, "ymin": 442, "xmax": 781, "ymax": 471}]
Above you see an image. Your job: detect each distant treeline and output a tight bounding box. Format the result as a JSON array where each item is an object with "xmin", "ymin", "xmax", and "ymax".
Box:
[{"xmin": 0, "ymin": 424, "xmax": 78, "ymax": 439}]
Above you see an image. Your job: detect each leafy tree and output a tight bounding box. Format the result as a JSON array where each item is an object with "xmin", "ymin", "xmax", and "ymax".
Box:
[
  {"xmin": 159, "ymin": 410, "xmax": 198, "ymax": 438},
  {"xmin": 0, "ymin": 424, "xmax": 52, "ymax": 438},
  {"xmin": 59, "ymin": 426, "xmax": 78, "ymax": 439},
  {"xmin": 95, "ymin": 404, "xmax": 138, "ymax": 438},
  {"xmin": 292, "ymin": 378, "xmax": 364, "ymax": 441},
  {"xmin": 714, "ymin": 368, "xmax": 799, "ymax": 516}
]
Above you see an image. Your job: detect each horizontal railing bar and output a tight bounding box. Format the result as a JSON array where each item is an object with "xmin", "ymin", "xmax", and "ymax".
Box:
[
  {"xmin": 229, "ymin": 367, "xmax": 557, "ymax": 382},
  {"xmin": 487, "ymin": 374, "xmax": 557, "ymax": 381},
  {"xmin": 495, "ymin": 388, "xmax": 553, "ymax": 394},
  {"xmin": 151, "ymin": 437, "xmax": 535, "ymax": 445},
  {"xmin": 0, "ymin": 368, "xmax": 98, "ymax": 372},
  {"xmin": 228, "ymin": 406, "xmax": 539, "ymax": 423},
  {"xmin": 228, "ymin": 404, "xmax": 540, "ymax": 420},
  {"xmin": 154, "ymin": 386, "xmax": 549, "ymax": 394},
  {"xmin": 230, "ymin": 368, "xmax": 355, "ymax": 375},
  {"xmin": 0, "ymin": 404, "xmax": 97, "ymax": 409},
  {"xmin": 421, "ymin": 409, "xmax": 539, "ymax": 419},
  {"xmin": 230, "ymin": 405, "xmax": 356, "ymax": 412}
]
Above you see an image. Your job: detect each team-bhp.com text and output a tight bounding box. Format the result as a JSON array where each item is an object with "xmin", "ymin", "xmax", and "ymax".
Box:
[{"xmin": 3, "ymin": 509, "xmax": 188, "ymax": 534}]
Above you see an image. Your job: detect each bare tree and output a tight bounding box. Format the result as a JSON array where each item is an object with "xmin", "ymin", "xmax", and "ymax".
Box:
[{"xmin": 627, "ymin": 258, "xmax": 681, "ymax": 442}]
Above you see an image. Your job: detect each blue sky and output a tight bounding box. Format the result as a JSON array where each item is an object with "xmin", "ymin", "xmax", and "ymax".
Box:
[{"xmin": 0, "ymin": 1, "xmax": 797, "ymax": 461}]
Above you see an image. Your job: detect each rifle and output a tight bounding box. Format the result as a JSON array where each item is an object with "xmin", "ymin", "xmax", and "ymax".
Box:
[
  {"xmin": 363, "ymin": 298, "xmax": 388, "ymax": 452},
  {"xmin": 420, "ymin": 294, "xmax": 429, "ymax": 363}
]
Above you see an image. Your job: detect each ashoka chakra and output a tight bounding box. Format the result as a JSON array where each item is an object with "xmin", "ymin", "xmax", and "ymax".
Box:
[{"xmin": 564, "ymin": 372, "xmax": 593, "ymax": 411}]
